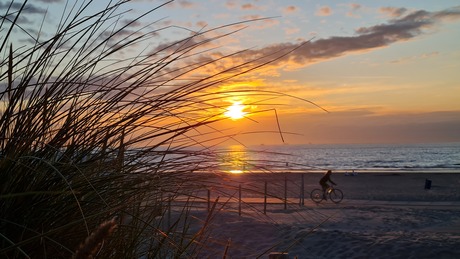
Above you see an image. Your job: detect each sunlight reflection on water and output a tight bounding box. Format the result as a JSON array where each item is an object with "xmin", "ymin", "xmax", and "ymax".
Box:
[{"xmin": 213, "ymin": 143, "xmax": 460, "ymax": 173}]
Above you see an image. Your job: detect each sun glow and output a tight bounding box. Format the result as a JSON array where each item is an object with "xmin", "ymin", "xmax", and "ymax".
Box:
[
  {"xmin": 229, "ymin": 170, "xmax": 244, "ymax": 174},
  {"xmin": 224, "ymin": 102, "xmax": 247, "ymax": 120}
]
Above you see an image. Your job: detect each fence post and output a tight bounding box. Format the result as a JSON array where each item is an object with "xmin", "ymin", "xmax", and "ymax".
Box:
[
  {"xmin": 238, "ymin": 184, "xmax": 242, "ymax": 216},
  {"xmin": 300, "ymin": 173, "xmax": 305, "ymax": 206},
  {"xmin": 284, "ymin": 175, "xmax": 287, "ymax": 210},
  {"xmin": 168, "ymin": 195, "xmax": 171, "ymax": 228},
  {"xmin": 207, "ymin": 189, "xmax": 211, "ymax": 212},
  {"xmin": 264, "ymin": 181, "xmax": 267, "ymax": 214}
]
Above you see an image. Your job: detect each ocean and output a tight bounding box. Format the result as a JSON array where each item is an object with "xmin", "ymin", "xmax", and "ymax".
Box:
[{"xmin": 215, "ymin": 143, "xmax": 460, "ymax": 173}]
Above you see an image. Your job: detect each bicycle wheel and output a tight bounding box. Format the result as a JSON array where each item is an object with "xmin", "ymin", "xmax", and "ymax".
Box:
[
  {"xmin": 310, "ymin": 189, "xmax": 323, "ymax": 203},
  {"xmin": 329, "ymin": 188, "xmax": 343, "ymax": 203}
]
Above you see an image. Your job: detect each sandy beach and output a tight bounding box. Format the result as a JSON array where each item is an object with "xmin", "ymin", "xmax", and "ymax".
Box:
[{"xmin": 175, "ymin": 172, "xmax": 460, "ymax": 258}]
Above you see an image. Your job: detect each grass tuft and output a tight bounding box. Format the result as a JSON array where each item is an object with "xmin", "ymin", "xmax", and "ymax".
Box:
[{"xmin": 0, "ymin": 0, "xmax": 325, "ymax": 258}]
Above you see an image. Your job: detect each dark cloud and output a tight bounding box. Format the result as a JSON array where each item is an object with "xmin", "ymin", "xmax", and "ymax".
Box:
[
  {"xmin": 147, "ymin": 6, "xmax": 460, "ymax": 76},
  {"xmin": 121, "ymin": 19, "xmax": 143, "ymax": 28},
  {"xmin": 433, "ymin": 6, "xmax": 460, "ymax": 21},
  {"xmin": 105, "ymin": 5, "xmax": 460, "ymax": 81},
  {"xmin": 0, "ymin": 0, "xmax": 48, "ymax": 30},
  {"xmin": 37, "ymin": 0, "xmax": 63, "ymax": 3},
  {"xmin": 150, "ymin": 34, "xmax": 211, "ymax": 55},
  {"xmin": 239, "ymin": 6, "xmax": 460, "ymax": 68},
  {"xmin": 0, "ymin": 1, "xmax": 47, "ymax": 15}
]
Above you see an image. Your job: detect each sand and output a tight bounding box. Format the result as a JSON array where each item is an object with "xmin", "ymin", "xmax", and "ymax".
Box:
[{"xmin": 174, "ymin": 173, "xmax": 460, "ymax": 258}]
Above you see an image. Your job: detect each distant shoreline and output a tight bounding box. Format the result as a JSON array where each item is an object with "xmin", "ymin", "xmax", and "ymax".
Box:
[{"xmin": 194, "ymin": 169, "xmax": 460, "ymax": 174}]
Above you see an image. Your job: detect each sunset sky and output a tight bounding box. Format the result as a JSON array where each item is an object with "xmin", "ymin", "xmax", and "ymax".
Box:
[{"xmin": 4, "ymin": 0, "xmax": 460, "ymax": 145}]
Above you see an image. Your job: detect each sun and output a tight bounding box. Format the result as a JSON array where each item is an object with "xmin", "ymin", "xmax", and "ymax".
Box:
[{"xmin": 224, "ymin": 102, "xmax": 247, "ymax": 120}]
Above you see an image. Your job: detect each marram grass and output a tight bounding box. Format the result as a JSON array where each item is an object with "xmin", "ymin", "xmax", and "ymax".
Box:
[{"xmin": 0, "ymin": 0, "xmax": 324, "ymax": 258}]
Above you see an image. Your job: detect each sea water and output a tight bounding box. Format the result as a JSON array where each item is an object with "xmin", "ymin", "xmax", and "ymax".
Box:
[{"xmin": 216, "ymin": 143, "xmax": 460, "ymax": 173}]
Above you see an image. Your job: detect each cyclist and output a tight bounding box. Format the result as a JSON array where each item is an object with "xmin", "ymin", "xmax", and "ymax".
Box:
[{"xmin": 319, "ymin": 170, "xmax": 336, "ymax": 200}]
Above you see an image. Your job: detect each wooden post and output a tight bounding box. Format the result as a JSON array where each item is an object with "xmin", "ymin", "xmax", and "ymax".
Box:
[
  {"xmin": 284, "ymin": 175, "xmax": 287, "ymax": 210},
  {"xmin": 207, "ymin": 189, "xmax": 211, "ymax": 212},
  {"xmin": 168, "ymin": 195, "xmax": 171, "ymax": 228},
  {"xmin": 300, "ymin": 173, "xmax": 305, "ymax": 206},
  {"xmin": 264, "ymin": 181, "xmax": 267, "ymax": 214},
  {"xmin": 238, "ymin": 184, "xmax": 242, "ymax": 216}
]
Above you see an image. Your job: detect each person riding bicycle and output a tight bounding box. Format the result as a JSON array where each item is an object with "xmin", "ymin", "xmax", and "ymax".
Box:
[{"xmin": 319, "ymin": 170, "xmax": 336, "ymax": 200}]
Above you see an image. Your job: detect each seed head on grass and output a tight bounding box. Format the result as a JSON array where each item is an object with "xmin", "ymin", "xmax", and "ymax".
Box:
[{"xmin": 73, "ymin": 217, "xmax": 118, "ymax": 259}]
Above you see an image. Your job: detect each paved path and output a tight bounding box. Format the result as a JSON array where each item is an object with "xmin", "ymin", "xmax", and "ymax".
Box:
[{"xmin": 173, "ymin": 196, "xmax": 460, "ymax": 209}]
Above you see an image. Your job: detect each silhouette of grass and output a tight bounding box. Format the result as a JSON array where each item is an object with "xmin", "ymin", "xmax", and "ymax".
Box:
[{"xmin": 0, "ymin": 0, "xmax": 325, "ymax": 258}]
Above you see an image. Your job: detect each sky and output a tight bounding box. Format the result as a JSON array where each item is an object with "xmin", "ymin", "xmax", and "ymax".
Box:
[{"xmin": 3, "ymin": 0, "xmax": 460, "ymax": 145}]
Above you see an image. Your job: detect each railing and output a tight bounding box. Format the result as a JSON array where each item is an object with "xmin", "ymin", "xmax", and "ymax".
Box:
[{"xmin": 169, "ymin": 173, "xmax": 314, "ymax": 216}]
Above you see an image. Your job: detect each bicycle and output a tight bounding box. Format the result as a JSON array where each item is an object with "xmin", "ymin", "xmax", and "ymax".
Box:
[{"xmin": 310, "ymin": 185, "xmax": 343, "ymax": 203}]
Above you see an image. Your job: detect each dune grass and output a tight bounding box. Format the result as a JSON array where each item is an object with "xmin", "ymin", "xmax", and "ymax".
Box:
[{"xmin": 0, "ymin": 0, "xmax": 324, "ymax": 258}]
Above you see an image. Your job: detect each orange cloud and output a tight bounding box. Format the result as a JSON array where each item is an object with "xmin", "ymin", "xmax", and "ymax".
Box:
[
  {"xmin": 379, "ymin": 7, "xmax": 408, "ymax": 18},
  {"xmin": 346, "ymin": 3, "xmax": 362, "ymax": 18},
  {"xmin": 219, "ymin": 7, "xmax": 460, "ymax": 71},
  {"xmin": 283, "ymin": 6, "xmax": 298, "ymax": 14},
  {"xmin": 178, "ymin": 0, "xmax": 196, "ymax": 9},
  {"xmin": 316, "ymin": 6, "xmax": 333, "ymax": 16},
  {"xmin": 140, "ymin": 6, "xmax": 460, "ymax": 112},
  {"xmin": 241, "ymin": 3, "xmax": 257, "ymax": 10}
]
